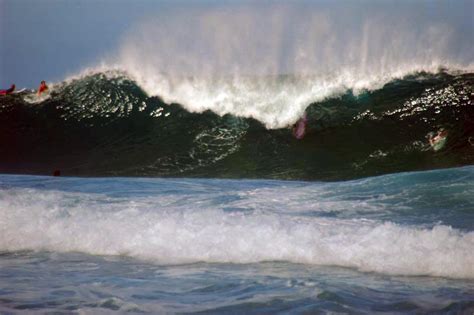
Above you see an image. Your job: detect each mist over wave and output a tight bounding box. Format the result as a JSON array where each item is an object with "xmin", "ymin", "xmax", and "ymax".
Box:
[{"xmin": 116, "ymin": 3, "xmax": 473, "ymax": 128}]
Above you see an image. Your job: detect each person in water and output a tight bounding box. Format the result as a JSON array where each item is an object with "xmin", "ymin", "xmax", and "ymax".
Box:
[
  {"xmin": 38, "ymin": 80, "xmax": 48, "ymax": 96},
  {"xmin": 0, "ymin": 84, "xmax": 15, "ymax": 95},
  {"xmin": 292, "ymin": 112, "xmax": 308, "ymax": 139},
  {"xmin": 428, "ymin": 128, "xmax": 448, "ymax": 151},
  {"xmin": 429, "ymin": 128, "xmax": 448, "ymax": 146}
]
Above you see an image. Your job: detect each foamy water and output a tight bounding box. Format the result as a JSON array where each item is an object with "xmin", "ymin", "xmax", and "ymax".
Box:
[
  {"xmin": 1, "ymin": 167, "xmax": 473, "ymax": 312},
  {"xmin": 1, "ymin": 167, "xmax": 473, "ymax": 279},
  {"xmin": 112, "ymin": 4, "xmax": 473, "ymax": 128}
]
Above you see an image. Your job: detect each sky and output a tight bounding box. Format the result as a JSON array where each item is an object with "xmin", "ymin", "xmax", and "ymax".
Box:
[
  {"xmin": 0, "ymin": 0, "xmax": 181, "ymax": 88},
  {"xmin": 1, "ymin": 0, "xmax": 473, "ymax": 89}
]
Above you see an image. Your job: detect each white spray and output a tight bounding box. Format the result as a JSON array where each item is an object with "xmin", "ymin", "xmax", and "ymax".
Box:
[{"xmin": 102, "ymin": 3, "xmax": 472, "ymax": 128}]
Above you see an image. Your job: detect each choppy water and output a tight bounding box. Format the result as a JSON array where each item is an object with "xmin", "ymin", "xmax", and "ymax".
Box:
[
  {"xmin": 1, "ymin": 167, "xmax": 473, "ymax": 313},
  {"xmin": 1, "ymin": 253, "xmax": 473, "ymax": 314}
]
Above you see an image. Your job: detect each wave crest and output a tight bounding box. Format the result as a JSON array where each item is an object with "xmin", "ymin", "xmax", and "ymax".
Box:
[{"xmin": 115, "ymin": 5, "xmax": 473, "ymax": 128}]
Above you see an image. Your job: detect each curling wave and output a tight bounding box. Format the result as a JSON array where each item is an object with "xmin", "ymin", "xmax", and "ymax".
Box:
[
  {"xmin": 0, "ymin": 70, "xmax": 473, "ymax": 180},
  {"xmin": 115, "ymin": 4, "xmax": 473, "ymax": 128}
]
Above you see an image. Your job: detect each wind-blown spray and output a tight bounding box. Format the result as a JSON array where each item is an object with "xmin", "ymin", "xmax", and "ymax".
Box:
[{"xmin": 117, "ymin": 3, "xmax": 473, "ymax": 128}]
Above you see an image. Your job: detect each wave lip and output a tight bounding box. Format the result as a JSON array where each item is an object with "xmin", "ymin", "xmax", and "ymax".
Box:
[{"xmin": 115, "ymin": 4, "xmax": 474, "ymax": 128}]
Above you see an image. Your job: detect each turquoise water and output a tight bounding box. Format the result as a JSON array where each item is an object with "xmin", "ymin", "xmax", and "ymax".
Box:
[{"xmin": 0, "ymin": 166, "xmax": 473, "ymax": 313}]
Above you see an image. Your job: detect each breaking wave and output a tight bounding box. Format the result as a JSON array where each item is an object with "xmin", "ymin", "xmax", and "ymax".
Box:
[
  {"xmin": 0, "ymin": 70, "xmax": 473, "ymax": 180},
  {"xmin": 1, "ymin": 167, "xmax": 473, "ymax": 279},
  {"xmin": 1, "ymin": 4, "xmax": 473, "ymax": 179}
]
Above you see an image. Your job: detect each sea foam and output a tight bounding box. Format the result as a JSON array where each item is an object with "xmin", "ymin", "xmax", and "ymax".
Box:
[{"xmin": 1, "ymin": 183, "xmax": 473, "ymax": 279}]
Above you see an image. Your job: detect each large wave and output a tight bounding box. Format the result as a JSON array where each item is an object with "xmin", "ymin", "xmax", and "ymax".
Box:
[
  {"xmin": 115, "ymin": 4, "xmax": 473, "ymax": 128},
  {"xmin": 0, "ymin": 71, "xmax": 472, "ymax": 179},
  {"xmin": 1, "ymin": 3, "xmax": 473, "ymax": 179}
]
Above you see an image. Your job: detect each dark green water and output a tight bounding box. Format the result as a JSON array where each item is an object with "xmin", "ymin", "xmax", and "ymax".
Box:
[{"xmin": 1, "ymin": 72, "xmax": 472, "ymax": 180}]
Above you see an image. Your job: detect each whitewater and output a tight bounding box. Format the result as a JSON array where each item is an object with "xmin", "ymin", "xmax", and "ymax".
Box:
[
  {"xmin": 58, "ymin": 4, "xmax": 474, "ymax": 129},
  {"xmin": 1, "ymin": 167, "xmax": 474, "ymax": 312},
  {"xmin": 1, "ymin": 169, "xmax": 474, "ymax": 279}
]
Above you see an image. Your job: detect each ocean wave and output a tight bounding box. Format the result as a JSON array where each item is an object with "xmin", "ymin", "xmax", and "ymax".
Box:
[
  {"xmin": 115, "ymin": 5, "xmax": 473, "ymax": 128},
  {"xmin": 1, "ymin": 170, "xmax": 473, "ymax": 279},
  {"xmin": 0, "ymin": 70, "xmax": 473, "ymax": 179}
]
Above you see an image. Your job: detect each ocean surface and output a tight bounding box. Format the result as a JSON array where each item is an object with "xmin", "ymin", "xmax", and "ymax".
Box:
[
  {"xmin": 1, "ymin": 2, "xmax": 474, "ymax": 313},
  {"xmin": 1, "ymin": 167, "xmax": 473, "ymax": 313}
]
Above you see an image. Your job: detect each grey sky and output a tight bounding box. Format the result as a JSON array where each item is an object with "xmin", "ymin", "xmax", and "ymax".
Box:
[
  {"xmin": 0, "ymin": 0, "xmax": 178, "ymax": 87},
  {"xmin": 1, "ymin": 0, "xmax": 472, "ymax": 88}
]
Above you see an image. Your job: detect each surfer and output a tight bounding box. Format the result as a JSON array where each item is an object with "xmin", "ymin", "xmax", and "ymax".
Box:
[
  {"xmin": 0, "ymin": 84, "xmax": 15, "ymax": 95},
  {"xmin": 428, "ymin": 128, "xmax": 448, "ymax": 151},
  {"xmin": 292, "ymin": 112, "xmax": 308, "ymax": 140},
  {"xmin": 37, "ymin": 80, "xmax": 48, "ymax": 96}
]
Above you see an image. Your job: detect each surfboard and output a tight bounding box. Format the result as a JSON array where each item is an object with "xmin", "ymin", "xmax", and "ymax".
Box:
[{"xmin": 13, "ymin": 88, "xmax": 28, "ymax": 94}]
